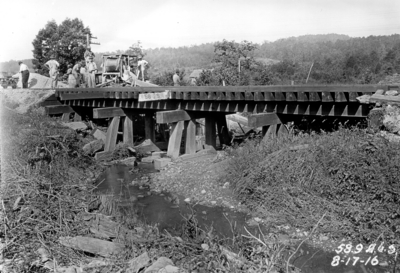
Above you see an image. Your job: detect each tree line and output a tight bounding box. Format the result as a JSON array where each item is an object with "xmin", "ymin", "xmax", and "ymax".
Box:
[{"xmin": 2, "ymin": 18, "xmax": 399, "ymax": 86}]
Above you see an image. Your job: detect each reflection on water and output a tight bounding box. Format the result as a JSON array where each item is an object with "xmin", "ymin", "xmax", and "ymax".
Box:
[{"xmin": 95, "ymin": 164, "xmax": 396, "ymax": 273}]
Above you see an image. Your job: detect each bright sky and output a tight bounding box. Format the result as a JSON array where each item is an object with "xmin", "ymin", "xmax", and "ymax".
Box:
[{"xmin": 1, "ymin": 0, "xmax": 399, "ymax": 62}]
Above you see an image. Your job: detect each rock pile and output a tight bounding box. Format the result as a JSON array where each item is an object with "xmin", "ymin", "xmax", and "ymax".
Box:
[{"xmin": 358, "ymin": 87, "xmax": 400, "ymax": 142}]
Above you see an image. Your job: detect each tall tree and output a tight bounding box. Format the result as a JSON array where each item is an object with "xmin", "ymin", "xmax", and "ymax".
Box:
[
  {"xmin": 213, "ymin": 40, "xmax": 257, "ymax": 85},
  {"xmin": 32, "ymin": 18, "xmax": 91, "ymax": 75},
  {"xmin": 126, "ymin": 40, "xmax": 146, "ymax": 57}
]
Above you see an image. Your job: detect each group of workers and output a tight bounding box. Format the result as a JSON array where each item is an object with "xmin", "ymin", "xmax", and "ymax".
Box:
[{"xmin": 17, "ymin": 46, "xmax": 183, "ymax": 89}]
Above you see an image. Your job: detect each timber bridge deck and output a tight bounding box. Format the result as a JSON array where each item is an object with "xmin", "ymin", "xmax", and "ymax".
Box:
[{"xmin": 51, "ymin": 85, "xmax": 392, "ymax": 159}]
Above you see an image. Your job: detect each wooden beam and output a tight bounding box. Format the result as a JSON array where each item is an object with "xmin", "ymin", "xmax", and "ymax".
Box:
[
  {"xmin": 216, "ymin": 115, "xmax": 231, "ymax": 146},
  {"xmin": 156, "ymin": 110, "xmax": 191, "ymax": 124},
  {"xmin": 93, "ymin": 107, "xmax": 126, "ymax": 119},
  {"xmin": 73, "ymin": 112, "xmax": 82, "ymax": 121},
  {"xmin": 123, "ymin": 113, "xmax": 134, "ymax": 147},
  {"xmin": 184, "ymin": 120, "xmax": 196, "ymax": 155},
  {"xmin": 225, "ymin": 114, "xmax": 248, "ymax": 126},
  {"xmin": 205, "ymin": 117, "xmax": 216, "ymax": 148},
  {"xmin": 104, "ymin": 116, "xmax": 120, "ymax": 152},
  {"xmin": 248, "ymin": 113, "xmax": 282, "ymax": 128},
  {"xmin": 145, "ymin": 112, "xmax": 155, "ymax": 142},
  {"xmin": 167, "ymin": 121, "xmax": 184, "ymax": 159},
  {"xmin": 369, "ymin": 94, "xmax": 400, "ymax": 106},
  {"xmin": 45, "ymin": 105, "xmax": 74, "ymax": 115}
]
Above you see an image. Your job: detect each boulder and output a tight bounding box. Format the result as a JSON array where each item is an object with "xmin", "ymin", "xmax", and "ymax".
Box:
[
  {"xmin": 92, "ymin": 128, "xmax": 107, "ymax": 141},
  {"xmin": 63, "ymin": 121, "xmax": 88, "ymax": 131},
  {"xmin": 383, "ymin": 105, "xmax": 400, "ymax": 133},
  {"xmin": 144, "ymin": 257, "xmax": 174, "ymax": 273},
  {"xmin": 154, "ymin": 158, "xmax": 172, "ymax": 170},
  {"xmin": 83, "ymin": 139, "xmax": 104, "ymax": 155},
  {"xmin": 385, "ymin": 90, "xmax": 399, "ymax": 96},
  {"xmin": 134, "ymin": 139, "xmax": 161, "ymax": 155},
  {"xmin": 126, "ymin": 252, "xmax": 150, "ymax": 273}
]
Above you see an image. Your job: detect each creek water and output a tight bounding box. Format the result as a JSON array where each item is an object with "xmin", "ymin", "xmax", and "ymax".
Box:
[{"xmin": 95, "ymin": 164, "xmax": 397, "ymax": 273}]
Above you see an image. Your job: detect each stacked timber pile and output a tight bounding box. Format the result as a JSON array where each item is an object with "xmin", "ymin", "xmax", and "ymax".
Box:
[{"xmin": 357, "ymin": 87, "xmax": 400, "ymax": 142}]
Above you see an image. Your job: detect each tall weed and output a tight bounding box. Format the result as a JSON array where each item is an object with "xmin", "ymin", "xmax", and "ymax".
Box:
[{"xmin": 224, "ymin": 128, "xmax": 400, "ymax": 245}]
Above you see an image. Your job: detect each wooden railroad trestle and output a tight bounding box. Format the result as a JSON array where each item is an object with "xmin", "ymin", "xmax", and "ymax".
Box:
[{"xmin": 50, "ymin": 85, "xmax": 392, "ymax": 158}]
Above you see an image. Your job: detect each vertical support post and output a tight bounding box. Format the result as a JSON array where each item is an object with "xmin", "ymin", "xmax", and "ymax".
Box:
[
  {"xmin": 205, "ymin": 116, "xmax": 216, "ymax": 148},
  {"xmin": 61, "ymin": 113, "xmax": 70, "ymax": 122},
  {"xmin": 123, "ymin": 112, "xmax": 134, "ymax": 147},
  {"xmin": 184, "ymin": 119, "xmax": 196, "ymax": 155},
  {"xmin": 216, "ymin": 115, "xmax": 231, "ymax": 146},
  {"xmin": 73, "ymin": 112, "xmax": 82, "ymax": 122},
  {"xmin": 104, "ymin": 116, "xmax": 120, "ymax": 152},
  {"xmin": 262, "ymin": 124, "xmax": 277, "ymax": 142},
  {"xmin": 145, "ymin": 112, "xmax": 155, "ymax": 142},
  {"xmin": 167, "ymin": 121, "xmax": 184, "ymax": 159}
]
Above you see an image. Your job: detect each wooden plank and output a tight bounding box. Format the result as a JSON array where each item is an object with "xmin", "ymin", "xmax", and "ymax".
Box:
[
  {"xmin": 254, "ymin": 92, "xmax": 264, "ymax": 101},
  {"xmin": 309, "ymin": 92, "xmax": 321, "ymax": 101},
  {"xmin": 61, "ymin": 113, "xmax": 70, "ymax": 122},
  {"xmin": 184, "ymin": 120, "xmax": 197, "ymax": 155},
  {"xmin": 145, "ymin": 112, "xmax": 155, "ymax": 142},
  {"xmin": 248, "ymin": 113, "xmax": 282, "ymax": 127},
  {"xmin": 205, "ymin": 117, "xmax": 216, "ymax": 148},
  {"xmin": 274, "ymin": 92, "xmax": 285, "ymax": 101},
  {"xmin": 156, "ymin": 110, "xmax": 191, "ymax": 124},
  {"xmin": 93, "ymin": 107, "xmax": 126, "ymax": 119},
  {"xmin": 264, "ymin": 92, "xmax": 275, "ymax": 101},
  {"xmin": 348, "ymin": 92, "xmax": 358, "ymax": 102},
  {"xmin": 321, "ymin": 92, "xmax": 334, "ymax": 102},
  {"xmin": 45, "ymin": 105, "xmax": 74, "ymax": 115},
  {"xmin": 335, "ymin": 92, "xmax": 347, "ymax": 102},
  {"xmin": 297, "ymin": 92, "xmax": 308, "ymax": 102},
  {"xmin": 60, "ymin": 92, "xmax": 105, "ymax": 100},
  {"xmin": 123, "ymin": 113, "xmax": 134, "ymax": 147},
  {"xmin": 285, "ymin": 92, "xmax": 296, "ymax": 101},
  {"xmin": 58, "ymin": 85, "xmax": 381, "ymax": 94},
  {"xmin": 167, "ymin": 121, "xmax": 184, "ymax": 159},
  {"xmin": 104, "ymin": 116, "xmax": 120, "ymax": 152},
  {"xmin": 369, "ymin": 94, "xmax": 400, "ymax": 106},
  {"xmin": 73, "ymin": 112, "xmax": 82, "ymax": 122},
  {"xmin": 208, "ymin": 92, "xmax": 216, "ymax": 100},
  {"xmin": 245, "ymin": 92, "xmax": 254, "ymax": 100},
  {"xmin": 225, "ymin": 114, "xmax": 248, "ymax": 126}
]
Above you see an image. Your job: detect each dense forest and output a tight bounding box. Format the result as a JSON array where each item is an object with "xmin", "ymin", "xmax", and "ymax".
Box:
[{"xmin": 2, "ymin": 33, "xmax": 400, "ymax": 85}]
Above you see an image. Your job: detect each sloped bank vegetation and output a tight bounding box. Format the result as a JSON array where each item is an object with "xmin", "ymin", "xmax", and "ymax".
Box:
[
  {"xmin": 223, "ymin": 127, "xmax": 400, "ymax": 246},
  {"xmin": 0, "ymin": 107, "xmax": 297, "ymax": 272}
]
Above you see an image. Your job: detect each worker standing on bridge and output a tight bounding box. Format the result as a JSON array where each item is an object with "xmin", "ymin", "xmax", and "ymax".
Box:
[
  {"xmin": 18, "ymin": 61, "xmax": 30, "ymax": 89},
  {"xmin": 80, "ymin": 61, "xmax": 87, "ymax": 87},
  {"xmin": 87, "ymin": 56, "xmax": 98, "ymax": 88},
  {"xmin": 136, "ymin": 56, "xmax": 148, "ymax": 81},
  {"xmin": 44, "ymin": 57, "xmax": 59, "ymax": 89},
  {"xmin": 84, "ymin": 46, "xmax": 95, "ymax": 65},
  {"xmin": 173, "ymin": 69, "xmax": 180, "ymax": 86},
  {"xmin": 72, "ymin": 62, "xmax": 81, "ymax": 87}
]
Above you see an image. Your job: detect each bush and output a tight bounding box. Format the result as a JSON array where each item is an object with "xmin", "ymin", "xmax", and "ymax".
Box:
[{"xmin": 223, "ymin": 128, "xmax": 400, "ymax": 245}]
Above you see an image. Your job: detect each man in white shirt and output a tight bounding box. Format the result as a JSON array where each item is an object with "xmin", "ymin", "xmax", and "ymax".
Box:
[
  {"xmin": 18, "ymin": 61, "xmax": 30, "ymax": 88},
  {"xmin": 45, "ymin": 58, "xmax": 60, "ymax": 89},
  {"xmin": 87, "ymin": 57, "xmax": 98, "ymax": 88},
  {"xmin": 136, "ymin": 56, "xmax": 148, "ymax": 81},
  {"xmin": 173, "ymin": 69, "xmax": 180, "ymax": 86}
]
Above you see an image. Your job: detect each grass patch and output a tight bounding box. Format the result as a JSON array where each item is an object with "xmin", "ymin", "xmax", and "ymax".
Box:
[
  {"xmin": 1, "ymin": 107, "xmax": 102, "ymax": 271},
  {"xmin": 223, "ymin": 128, "xmax": 400, "ymax": 245}
]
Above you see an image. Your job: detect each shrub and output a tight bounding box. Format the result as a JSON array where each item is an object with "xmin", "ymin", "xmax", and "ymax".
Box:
[{"xmin": 224, "ymin": 128, "xmax": 400, "ymax": 245}]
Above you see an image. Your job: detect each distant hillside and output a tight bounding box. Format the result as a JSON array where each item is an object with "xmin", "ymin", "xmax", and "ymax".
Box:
[{"xmin": 2, "ymin": 33, "xmax": 400, "ymax": 85}]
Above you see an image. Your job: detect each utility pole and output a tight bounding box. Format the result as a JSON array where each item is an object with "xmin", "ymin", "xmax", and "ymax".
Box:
[
  {"xmin": 306, "ymin": 62, "xmax": 314, "ymax": 84},
  {"xmin": 86, "ymin": 34, "xmax": 101, "ymax": 48}
]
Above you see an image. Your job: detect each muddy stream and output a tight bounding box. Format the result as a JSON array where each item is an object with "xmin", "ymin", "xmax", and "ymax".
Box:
[{"xmin": 95, "ymin": 164, "xmax": 397, "ymax": 273}]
